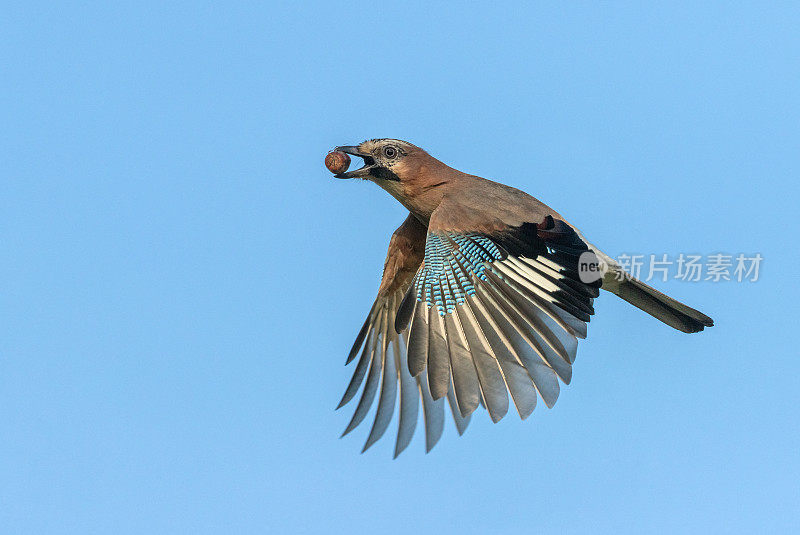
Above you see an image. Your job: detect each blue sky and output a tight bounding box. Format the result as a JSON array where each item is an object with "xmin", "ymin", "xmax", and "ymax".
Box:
[{"xmin": 2, "ymin": 2, "xmax": 798, "ymax": 533}]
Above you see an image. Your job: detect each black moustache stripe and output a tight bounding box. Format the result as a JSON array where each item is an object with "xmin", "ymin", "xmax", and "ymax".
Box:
[{"xmin": 370, "ymin": 167, "xmax": 401, "ymax": 182}]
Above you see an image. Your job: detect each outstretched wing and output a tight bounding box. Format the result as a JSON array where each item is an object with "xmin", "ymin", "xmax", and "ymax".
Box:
[
  {"xmin": 338, "ymin": 213, "xmax": 467, "ymax": 457},
  {"xmin": 339, "ymin": 201, "xmax": 602, "ymax": 456},
  {"xmin": 396, "ymin": 198, "xmax": 601, "ymax": 433}
]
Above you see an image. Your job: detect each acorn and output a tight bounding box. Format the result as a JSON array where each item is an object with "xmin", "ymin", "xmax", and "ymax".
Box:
[{"xmin": 325, "ymin": 151, "xmax": 350, "ymax": 174}]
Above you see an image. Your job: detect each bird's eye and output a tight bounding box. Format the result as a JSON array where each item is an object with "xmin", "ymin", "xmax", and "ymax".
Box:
[{"xmin": 383, "ymin": 146, "xmax": 397, "ymax": 158}]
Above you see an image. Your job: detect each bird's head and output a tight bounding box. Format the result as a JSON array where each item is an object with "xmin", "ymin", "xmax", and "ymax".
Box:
[
  {"xmin": 332, "ymin": 138, "xmax": 459, "ymax": 221},
  {"xmin": 332, "ymin": 139, "xmax": 426, "ymax": 182}
]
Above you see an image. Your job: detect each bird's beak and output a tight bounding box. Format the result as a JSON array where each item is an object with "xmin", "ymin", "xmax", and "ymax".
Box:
[{"xmin": 333, "ymin": 146, "xmax": 376, "ymax": 179}]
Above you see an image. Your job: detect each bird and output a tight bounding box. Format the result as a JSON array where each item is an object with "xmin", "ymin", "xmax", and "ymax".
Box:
[{"xmin": 330, "ymin": 138, "xmax": 713, "ymax": 457}]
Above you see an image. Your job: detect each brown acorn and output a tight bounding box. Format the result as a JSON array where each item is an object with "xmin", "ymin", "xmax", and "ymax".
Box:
[{"xmin": 325, "ymin": 151, "xmax": 351, "ymax": 174}]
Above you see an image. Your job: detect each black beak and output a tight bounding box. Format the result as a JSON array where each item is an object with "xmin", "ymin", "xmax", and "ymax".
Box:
[{"xmin": 333, "ymin": 146, "xmax": 376, "ymax": 179}]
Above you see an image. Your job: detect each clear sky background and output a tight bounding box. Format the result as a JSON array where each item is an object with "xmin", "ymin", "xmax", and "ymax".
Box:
[{"xmin": 2, "ymin": 2, "xmax": 798, "ymax": 533}]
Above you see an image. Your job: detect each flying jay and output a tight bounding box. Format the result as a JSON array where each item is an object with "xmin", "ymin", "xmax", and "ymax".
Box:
[{"xmin": 330, "ymin": 138, "xmax": 713, "ymax": 457}]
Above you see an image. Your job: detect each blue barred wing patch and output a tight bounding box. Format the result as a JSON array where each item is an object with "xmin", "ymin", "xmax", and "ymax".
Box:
[{"xmin": 413, "ymin": 233, "xmax": 504, "ymax": 316}]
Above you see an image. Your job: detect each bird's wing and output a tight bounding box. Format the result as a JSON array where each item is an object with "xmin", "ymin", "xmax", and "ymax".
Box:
[
  {"xmin": 339, "ymin": 213, "xmax": 458, "ymax": 457},
  {"xmin": 339, "ymin": 198, "xmax": 602, "ymax": 456},
  {"xmin": 398, "ymin": 196, "xmax": 602, "ymax": 439}
]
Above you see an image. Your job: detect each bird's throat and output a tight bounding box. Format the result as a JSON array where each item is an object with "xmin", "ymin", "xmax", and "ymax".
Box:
[{"xmin": 372, "ymin": 178, "xmax": 437, "ymax": 225}]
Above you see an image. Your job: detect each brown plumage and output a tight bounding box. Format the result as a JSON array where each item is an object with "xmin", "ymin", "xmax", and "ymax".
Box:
[{"xmin": 332, "ymin": 138, "xmax": 713, "ymax": 456}]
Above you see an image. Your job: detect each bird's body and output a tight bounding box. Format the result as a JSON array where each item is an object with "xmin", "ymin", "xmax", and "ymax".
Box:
[{"xmin": 331, "ymin": 139, "xmax": 713, "ymax": 456}]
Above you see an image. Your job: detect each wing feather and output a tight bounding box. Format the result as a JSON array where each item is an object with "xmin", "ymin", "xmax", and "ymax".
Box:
[
  {"xmin": 477, "ymin": 279, "xmax": 573, "ymax": 385},
  {"xmin": 341, "ymin": 307, "xmax": 385, "ymax": 437},
  {"xmin": 427, "ymin": 311, "xmax": 451, "ymax": 400},
  {"xmin": 418, "ymin": 372, "xmax": 445, "ymax": 452},
  {"xmin": 494, "ymin": 273, "xmax": 578, "ymax": 364},
  {"xmin": 407, "ymin": 300, "xmax": 429, "ymax": 377},
  {"xmin": 446, "ymin": 377, "xmax": 472, "ymax": 435},
  {"xmin": 475, "ymin": 282, "xmax": 561, "ymax": 407},
  {"xmin": 443, "ymin": 311, "xmax": 481, "ymax": 417},
  {"xmin": 346, "ymin": 301, "xmax": 377, "ymax": 364},
  {"xmin": 337, "ymin": 313, "xmax": 378, "ymax": 409},
  {"xmin": 394, "ymin": 333, "xmax": 419, "ymax": 458},
  {"xmin": 454, "ymin": 304, "xmax": 509, "ymax": 423},
  {"xmin": 362, "ymin": 297, "xmax": 398, "ymax": 452}
]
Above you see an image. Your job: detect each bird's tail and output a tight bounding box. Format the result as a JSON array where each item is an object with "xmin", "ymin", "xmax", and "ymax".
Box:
[
  {"xmin": 602, "ymin": 272, "xmax": 714, "ymax": 333},
  {"xmin": 568, "ymin": 231, "xmax": 714, "ymax": 333}
]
